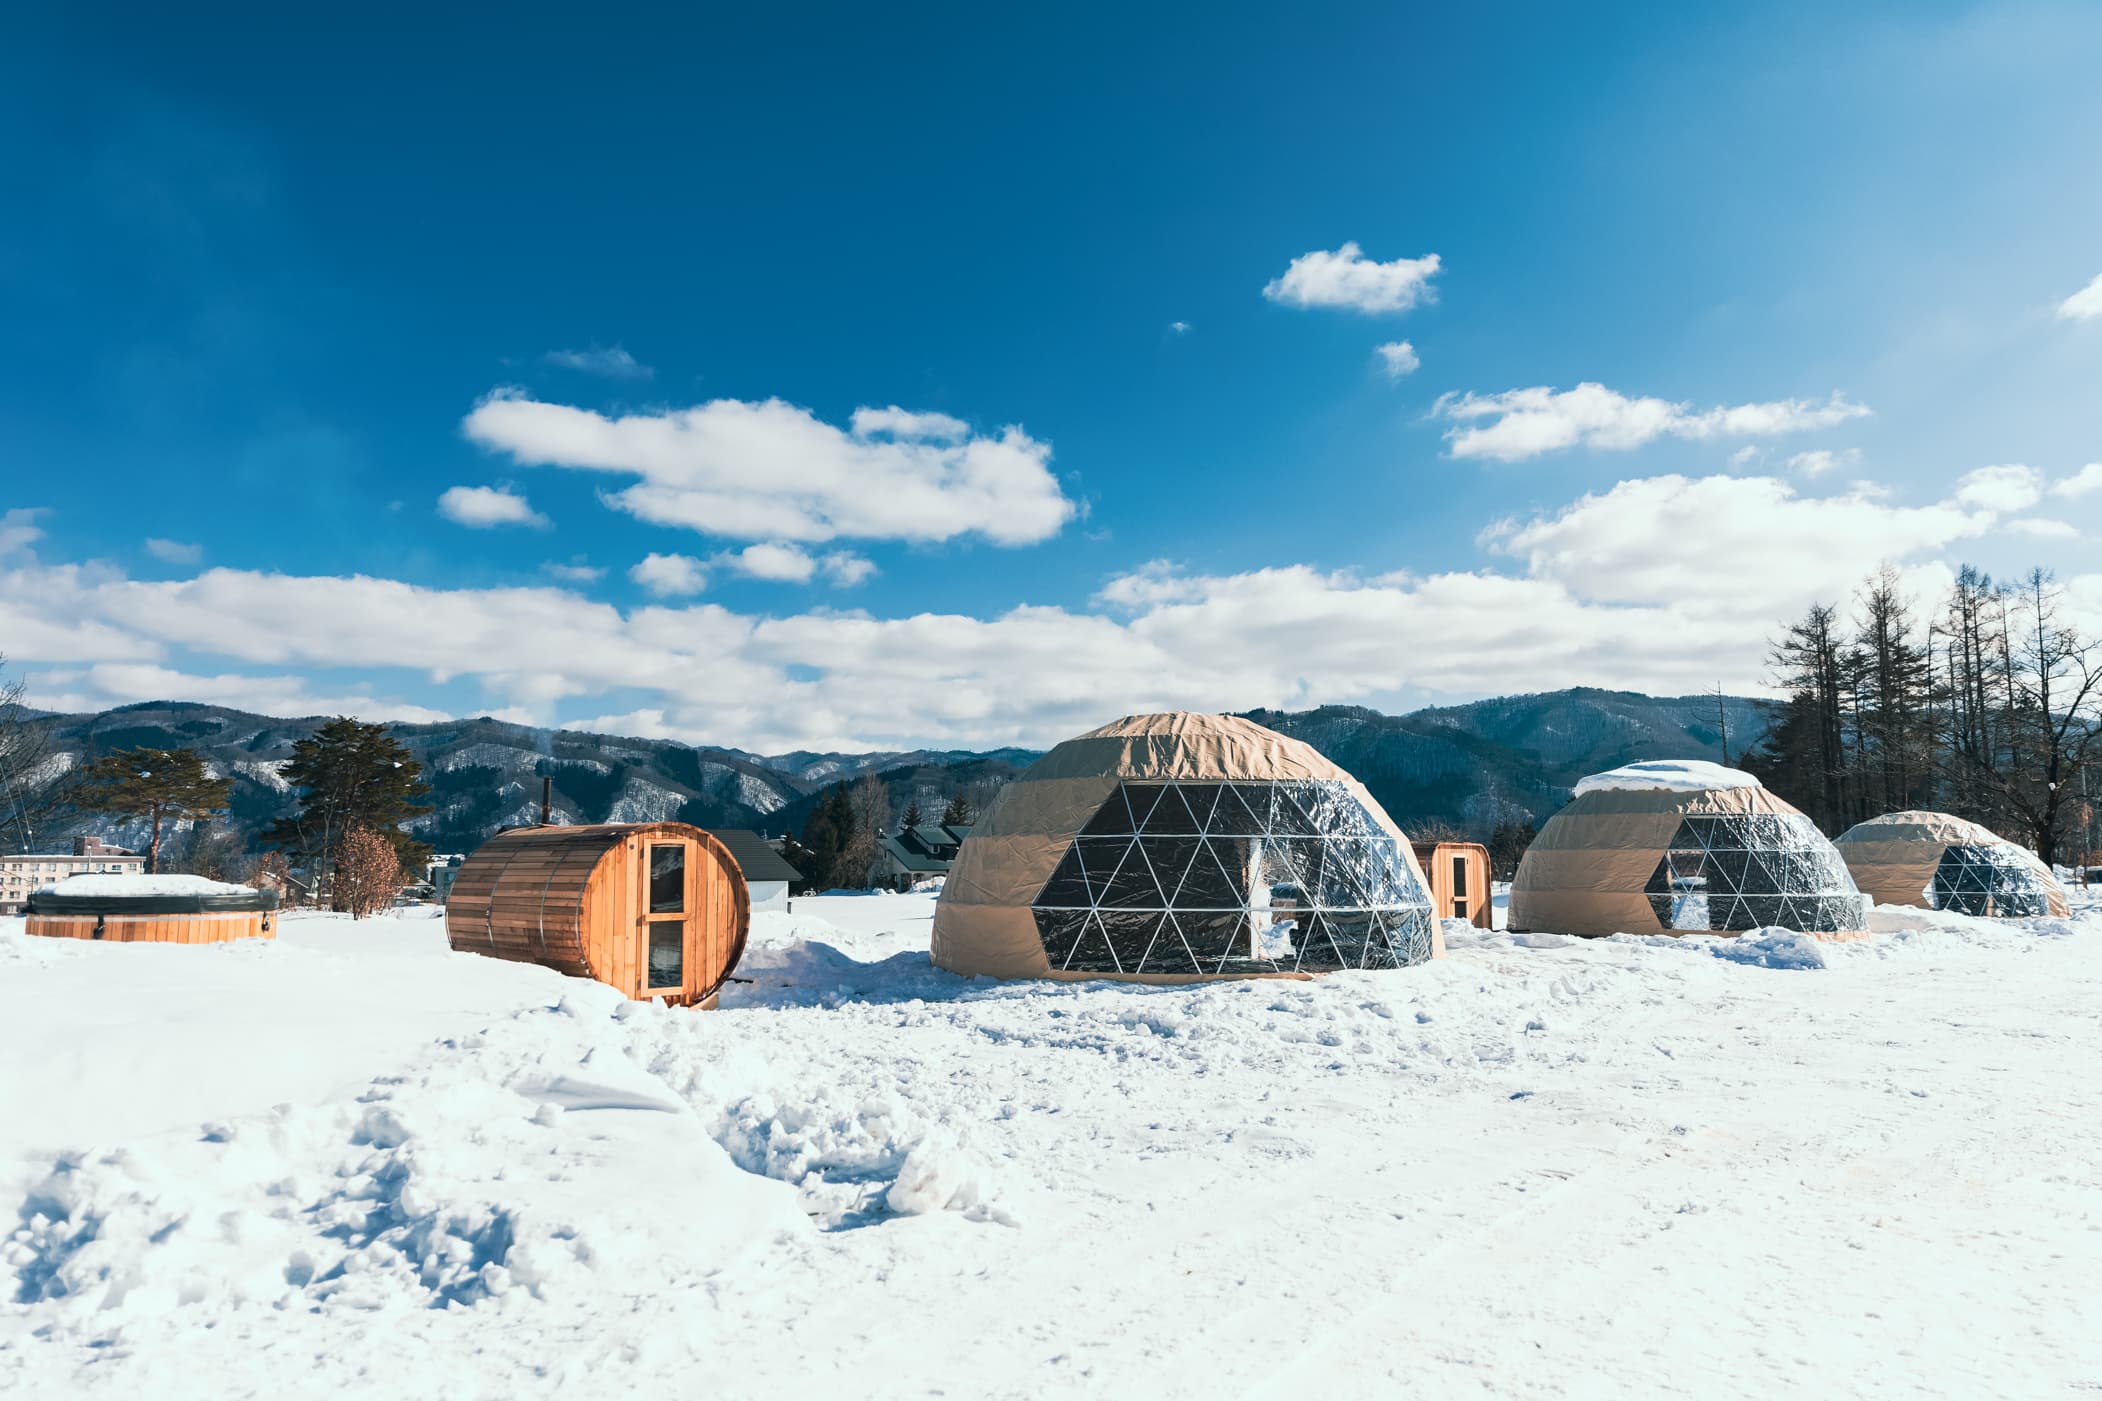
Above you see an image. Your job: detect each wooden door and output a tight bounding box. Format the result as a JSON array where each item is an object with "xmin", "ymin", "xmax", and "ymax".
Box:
[{"xmin": 640, "ymin": 838, "xmax": 691, "ymax": 999}]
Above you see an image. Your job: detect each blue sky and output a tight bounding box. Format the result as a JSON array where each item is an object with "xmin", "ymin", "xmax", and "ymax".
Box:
[{"xmin": 3, "ymin": 1, "xmax": 2100, "ymax": 750}]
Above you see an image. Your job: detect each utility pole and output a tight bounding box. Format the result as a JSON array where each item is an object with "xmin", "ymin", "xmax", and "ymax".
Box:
[{"xmin": 1715, "ymin": 683, "xmax": 1732, "ymax": 767}]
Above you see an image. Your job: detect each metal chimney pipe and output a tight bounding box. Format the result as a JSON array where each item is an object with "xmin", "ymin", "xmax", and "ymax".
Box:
[{"xmin": 540, "ymin": 775, "xmax": 553, "ymax": 826}]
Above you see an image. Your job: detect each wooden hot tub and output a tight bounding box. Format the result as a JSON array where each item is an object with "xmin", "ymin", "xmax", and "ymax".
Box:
[{"xmin": 23, "ymin": 876, "xmax": 280, "ymax": 943}]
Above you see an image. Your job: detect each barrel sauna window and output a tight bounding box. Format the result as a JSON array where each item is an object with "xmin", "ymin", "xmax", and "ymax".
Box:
[
  {"xmin": 445, "ymin": 821, "xmax": 751, "ymax": 1007},
  {"xmin": 1450, "ymin": 853, "xmax": 1471, "ymax": 921},
  {"xmin": 647, "ymin": 843, "xmax": 686, "ymax": 991}
]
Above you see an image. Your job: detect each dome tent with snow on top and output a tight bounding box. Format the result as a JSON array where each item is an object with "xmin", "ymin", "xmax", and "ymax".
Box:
[
  {"xmin": 930, "ymin": 712, "xmax": 1442, "ymax": 981},
  {"xmin": 1509, "ymin": 760, "xmax": 1869, "ymax": 940},
  {"xmin": 1833, "ymin": 811, "xmax": 2068, "ymax": 918},
  {"xmin": 24, "ymin": 873, "xmax": 279, "ymax": 943}
]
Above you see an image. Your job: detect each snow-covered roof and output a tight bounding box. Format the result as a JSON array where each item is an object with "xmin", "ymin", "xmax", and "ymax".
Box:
[
  {"xmin": 1573, "ymin": 760, "xmax": 1762, "ymax": 797},
  {"xmin": 36, "ymin": 873, "xmax": 260, "ymax": 898}
]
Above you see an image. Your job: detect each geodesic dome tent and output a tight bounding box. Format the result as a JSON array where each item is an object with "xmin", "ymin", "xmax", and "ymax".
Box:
[
  {"xmin": 930, "ymin": 712, "xmax": 1443, "ymax": 981},
  {"xmin": 1509, "ymin": 760, "xmax": 1870, "ymax": 939},
  {"xmin": 1833, "ymin": 811, "xmax": 2068, "ymax": 918}
]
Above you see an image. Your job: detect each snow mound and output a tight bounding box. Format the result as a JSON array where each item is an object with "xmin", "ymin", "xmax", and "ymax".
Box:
[
  {"xmin": 36, "ymin": 873, "xmax": 258, "ymax": 898},
  {"xmin": 1573, "ymin": 759, "xmax": 1761, "ymax": 796}
]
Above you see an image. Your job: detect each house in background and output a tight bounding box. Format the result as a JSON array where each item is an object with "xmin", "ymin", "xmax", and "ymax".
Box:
[
  {"xmin": 704, "ymin": 829, "xmax": 803, "ymax": 912},
  {"xmin": 873, "ymin": 822, "xmax": 974, "ymax": 891},
  {"xmin": 0, "ymin": 836, "xmax": 146, "ymax": 915}
]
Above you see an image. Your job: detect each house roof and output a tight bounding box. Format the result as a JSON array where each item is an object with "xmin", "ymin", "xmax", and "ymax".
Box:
[
  {"xmin": 877, "ymin": 833, "xmax": 954, "ymax": 872},
  {"xmin": 704, "ymin": 828, "xmax": 803, "ymax": 883}
]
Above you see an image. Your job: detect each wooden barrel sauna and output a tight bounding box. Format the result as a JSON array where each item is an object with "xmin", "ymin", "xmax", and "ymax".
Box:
[
  {"xmin": 445, "ymin": 821, "xmax": 750, "ymax": 1007},
  {"xmin": 1412, "ymin": 841, "xmax": 1493, "ymax": 929},
  {"xmin": 24, "ymin": 878, "xmax": 279, "ymax": 943}
]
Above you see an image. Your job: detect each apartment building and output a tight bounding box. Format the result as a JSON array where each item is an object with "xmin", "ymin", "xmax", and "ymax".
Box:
[{"xmin": 0, "ymin": 836, "xmax": 145, "ymax": 914}]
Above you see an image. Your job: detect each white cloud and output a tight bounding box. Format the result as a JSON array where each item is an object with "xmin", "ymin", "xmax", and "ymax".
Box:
[
  {"xmin": 1, "ymin": 467, "xmax": 2069, "ymax": 752},
  {"xmin": 1, "ymin": 508, "xmax": 48, "ymax": 557},
  {"xmin": 2050, "ymin": 462, "xmax": 2102, "ymax": 499},
  {"xmin": 1373, "ymin": 341, "xmax": 1420, "ymax": 379},
  {"xmin": 543, "ymin": 344, "xmax": 653, "ymax": 379},
  {"xmin": 819, "ymin": 551, "xmax": 877, "ymax": 587},
  {"xmin": 2057, "ymin": 272, "xmax": 2102, "ymax": 322},
  {"xmin": 1435, "ymin": 383, "xmax": 1872, "ymax": 462},
  {"xmin": 1262, "ymin": 243, "xmax": 1441, "ymax": 314},
  {"xmin": 1728, "ymin": 446, "xmax": 1765, "ymax": 468},
  {"xmin": 2003, "ymin": 518, "xmax": 2079, "ymax": 539},
  {"xmin": 705, "ymin": 542, "xmax": 877, "ymax": 587},
  {"xmin": 438, "ymin": 484, "xmax": 550, "ymax": 529},
  {"xmin": 463, "ymin": 391, "xmax": 1073, "ymax": 545},
  {"xmin": 1951, "ymin": 463, "xmax": 2044, "ymax": 513},
  {"xmin": 145, "ymin": 538, "xmax": 204, "ymax": 565},
  {"xmin": 1785, "ymin": 448, "xmax": 1859, "ymax": 478},
  {"xmin": 629, "ymin": 552, "xmax": 707, "ymax": 597},
  {"xmin": 1167, "ymin": 320, "xmax": 1191, "ymax": 336},
  {"xmin": 542, "ymin": 558, "xmax": 605, "ymax": 584}
]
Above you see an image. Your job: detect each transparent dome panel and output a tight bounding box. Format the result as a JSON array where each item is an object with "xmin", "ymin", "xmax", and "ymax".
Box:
[
  {"xmin": 1643, "ymin": 813, "xmax": 1867, "ymax": 933},
  {"xmin": 1033, "ymin": 780, "xmax": 1437, "ymax": 975},
  {"xmin": 1927, "ymin": 843, "xmax": 2053, "ymax": 918}
]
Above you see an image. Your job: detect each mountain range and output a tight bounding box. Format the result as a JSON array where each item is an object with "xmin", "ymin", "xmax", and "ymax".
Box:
[{"xmin": 17, "ymin": 688, "xmax": 1775, "ymax": 857}]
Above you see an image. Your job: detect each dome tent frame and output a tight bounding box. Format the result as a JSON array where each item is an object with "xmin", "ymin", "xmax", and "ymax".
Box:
[
  {"xmin": 1833, "ymin": 811, "xmax": 2069, "ymax": 918},
  {"xmin": 1510, "ymin": 761, "xmax": 1869, "ymax": 940},
  {"xmin": 931, "ymin": 712, "xmax": 1443, "ymax": 982}
]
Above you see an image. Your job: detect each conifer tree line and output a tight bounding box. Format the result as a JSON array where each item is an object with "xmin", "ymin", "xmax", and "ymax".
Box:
[
  {"xmin": 786, "ymin": 776, "xmax": 979, "ymax": 891},
  {"xmin": 1749, "ymin": 563, "xmax": 2102, "ymax": 865}
]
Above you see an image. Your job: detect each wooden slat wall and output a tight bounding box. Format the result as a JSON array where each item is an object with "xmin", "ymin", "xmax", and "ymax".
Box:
[
  {"xmin": 1409, "ymin": 841, "xmax": 1493, "ymax": 928},
  {"xmin": 24, "ymin": 912, "xmax": 271, "ymax": 943}
]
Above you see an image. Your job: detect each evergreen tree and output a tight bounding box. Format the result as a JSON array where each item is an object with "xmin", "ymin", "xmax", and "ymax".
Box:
[
  {"xmin": 941, "ymin": 793, "xmax": 972, "ymax": 825},
  {"xmin": 798, "ymin": 782, "xmax": 853, "ymax": 890},
  {"xmin": 902, "ymin": 799, "xmax": 923, "ymax": 829},
  {"xmin": 73, "ymin": 745, "xmax": 231, "ymax": 873},
  {"xmin": 1485, "ymin": 820, "xmax": 1537, "ymax": 881},
  {"xmin": 265, "ymin": 717, "xmax": 432, "ymax": 909}
]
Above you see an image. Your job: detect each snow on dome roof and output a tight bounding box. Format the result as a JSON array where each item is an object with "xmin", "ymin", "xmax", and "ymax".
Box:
[
  {"xmin": 38, "ymin": 873, "xmax": 260, "ymax": 898},
  {"xmin": 1572, "ymin": 760, "xmax": 1763, "ymax": 797}
]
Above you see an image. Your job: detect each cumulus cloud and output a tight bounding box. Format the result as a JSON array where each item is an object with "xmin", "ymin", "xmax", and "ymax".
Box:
[
  {"xmin": 462, "ymin": 391, "xmax": 1073, "ymax": 545},
  {"xmin": 1, "ymin": 508, "xmax": 48, "ymax": 557},
  {"xmin": 702, "ymin": 542, "xmax": 877, "ymax": 587},
  {"xmin": 1263, "ymin": 243, "xmax": 1442, "ymax": 314},
  {"xmin": 1785, "ymin": 448, "xmax": 1859, "ymax": 478},
  {"xmin": 543, "ymin": 344, "xmax": 653, "ymax": 379},
  {"xmin": 2050, "ymin": 462, "xmax": 2102, "ymax": 499},
  {"xmin": 1951, "ymin": 464, "xmax": 2044, "ymax": 513},
  {"xmin": 543, "ymin": 558, "xmax": 605, "ymax": 584},
  {"xmin": 145, "ymin": 538, "xmax": 204, "ymax": 565},
  {"xmin": 629, "ymin": 552, "xmax": 707, "ymax": 597},
  {"xmin": 3, "ymin": 466, "xmax": 2076, "ymax": 751},
  {"xmin": 438, "ymin": 484, "xmax": 550, "ymax": 529},
  {"xmin": 1435, "ymin": 383, "xmax": 1872, "ymax": 462},
  {"xmin": 2057, "ymin": 272, "xmax": 2102, "ymax": 322},
  {"xmin": 2004, "ymin": 518, "xmax": 2078, "ymax": 539},
  {"xmin": 1167, "ymin": 320, "xmax": 1191, "ymax": 336},
  {"xmin": 1374, "ymin": 341, "xmax": 1420, "ymax": 379}
]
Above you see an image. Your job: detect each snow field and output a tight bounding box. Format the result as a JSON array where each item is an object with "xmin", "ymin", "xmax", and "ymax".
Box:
[{"xmin": 2, "ymin": 890, "xmax": 2099, "ymax": 1398}]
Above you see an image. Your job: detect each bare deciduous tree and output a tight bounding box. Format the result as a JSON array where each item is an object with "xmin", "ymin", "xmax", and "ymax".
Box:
[{"xmin": 334, "ymin": 826, "xmax": 406, "ymax": 919}]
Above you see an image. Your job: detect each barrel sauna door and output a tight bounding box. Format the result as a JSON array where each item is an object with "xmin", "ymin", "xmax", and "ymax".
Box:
[{"xmin": 640, "ymin": 839, "xmax": 692, "ymax": 999}]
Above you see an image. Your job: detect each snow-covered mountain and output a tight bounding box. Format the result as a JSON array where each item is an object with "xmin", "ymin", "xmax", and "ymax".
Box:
[{"xmin": 30, "ymin": 688, "xmax": 1776, "ymax": 853}]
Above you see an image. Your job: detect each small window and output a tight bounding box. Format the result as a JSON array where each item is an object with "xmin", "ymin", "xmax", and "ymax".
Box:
[
  {"xmin": 649, "ymin": 844, "xmax": 685, "ymax": 913},
  {"xmin": 1451, "ymin": 854, "xmax": 1469, "ymax": 900},
  {"xmin": 648, "ymin": 921, "xmax": 684, "ymax": 989}
]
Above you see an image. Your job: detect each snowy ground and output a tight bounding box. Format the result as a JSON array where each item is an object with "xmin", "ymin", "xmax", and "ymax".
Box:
[{"xmin": 3, "ymin": 890, "xmax": 2100, "ymax": 1399}]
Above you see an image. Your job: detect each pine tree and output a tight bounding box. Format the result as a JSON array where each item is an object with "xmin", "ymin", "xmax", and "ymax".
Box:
[
  {"xmin": 941, "ymin": 793, "xmax": 972, "ymax": 825},
  {"xmin": 265, "ymin": 717, "xmax": 432, "ymax": 909},
  {"xmin": 73, "ymin": 746, "xmax": 231, "ymax": 873},
  {"xmin": 1486, "ymin": 820, "xmax": 1536, "ymax": 881},
  {"xmin": 798, "ymin": 782, "xmax": 852, "ymax": 890},
  {"xmin": 902, "ymin": 799, "xmax": 923, "ymax": 829}
]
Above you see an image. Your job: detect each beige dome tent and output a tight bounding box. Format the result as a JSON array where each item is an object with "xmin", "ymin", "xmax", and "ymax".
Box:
[
  {"xmin": 1833, "ymin": 811, "xmax": 2068, "ymax": 918},
  {"xmin": 1509, "ymin": 760, "xmax": 1869, "ymax": 940},
  {"xmin": 930, "ymin": 712, "xmax": 1442, "ymax": 982}
]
